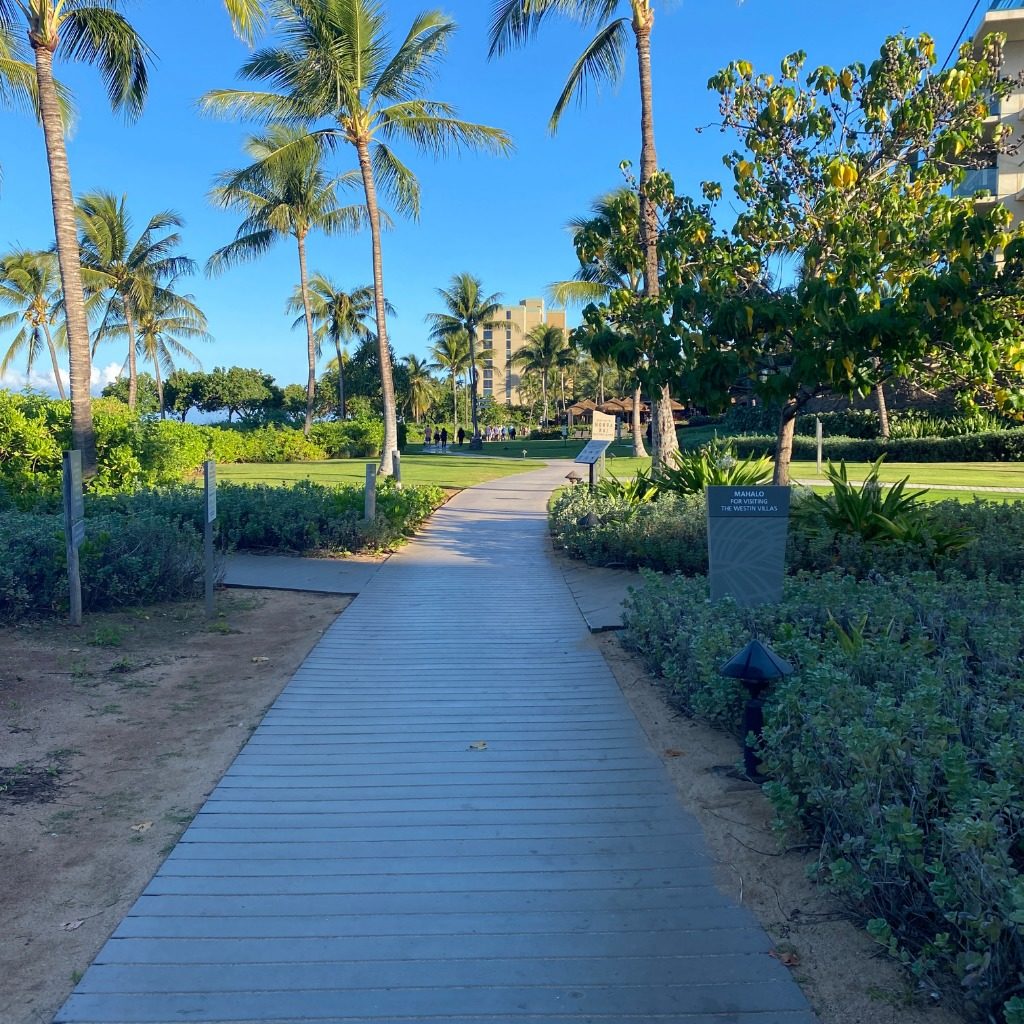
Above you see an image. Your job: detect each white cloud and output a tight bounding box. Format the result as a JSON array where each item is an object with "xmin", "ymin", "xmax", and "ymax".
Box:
[{"xmin": 0, "ymin": 362, "xmax": 120, "ymax": 396}]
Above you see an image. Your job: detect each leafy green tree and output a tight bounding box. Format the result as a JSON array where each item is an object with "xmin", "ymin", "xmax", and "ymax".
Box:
[
  {"xmin": 489, "ymin": 0, "xmax": 679, "ymax": 461},
  {"xmin": 288, "ymin": 276, "xmax": 388, "ymax": 421},
  {"xmin": 344, "ymin": 335, "xmax": 409, "ymax": 418},
  {"xmin": 425, "ymin": 273, "xmax": 503, "ymax": 448},
  {"xmin": 402, "ymin": 353, "xmax": 438, "ymax": 424},
  {"xmin": 201, "ymin": 366, "xmax": 276, "ymax": 422},
  {"xmin": 163, "ymin": 369, "xmax": 207, "ymax": 422},
  {"xmin": 0, "ymin": 248, "xmax": 66, "ymax": 398},
  {"xmin": 101, "ymin": 372, "xmax": 158, "ymax": 414},
  {"xmin": 512, "ymin": 323, "xmax": 570, "ymax": 425},
  {"xmin": 430, "ymin": 330, "xmax": 470, "ymax": 426},
  {"xmin": 203, "ymin": 1, "xmax": 513, "ymax": 473},
  {"xmin": 701, "ymin": 33, "xmax": 1024, "ymax": 482},
  {"xmin": 0, "ymin": 1, "xmax": 151, "ymax": 474},
  {"xmin": 208, "ymin": 125, "xmax": 366, "ymax": 436},
  {"xmin": 77, "ymin": 191, "xmax": 194, "ymax": 412}
]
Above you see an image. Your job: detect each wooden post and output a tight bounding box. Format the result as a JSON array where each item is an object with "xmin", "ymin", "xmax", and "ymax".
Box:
[
  {"xmin": 62, "ymin": 450, "xmax": 84, "ymax": 627},
  {"xmin": 364, "ymin": 463, "xmax": 377, "ymax": 521},
  {"xmin": 393, "ymin": 450, "xmax": 402, "ymax": 489},
  {"xmin": 203, "ymin": 460, "xmax": 217, "ymax": 619},
  {"xmin": 815, "ymin": 417, "xmax": 823, "ymax": 476}
]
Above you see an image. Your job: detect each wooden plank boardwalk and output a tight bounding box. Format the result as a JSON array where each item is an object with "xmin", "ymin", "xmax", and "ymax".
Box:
[{"xmin": 55, "ymin": 464, "xmax": 817, "ymax": 1024}]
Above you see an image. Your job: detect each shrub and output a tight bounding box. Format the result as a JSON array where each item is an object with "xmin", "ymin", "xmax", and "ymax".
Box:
[
  {"xmin": 0, "ymin": 511, "xmax": 205, "ymax": 620},
  {"xmin": 653, "ymin": 437, "xmax": 772, "ymax": 496},
  {"xmin": 529, "ymin": 428, "xmax": 562, "ymax": 440},
  {"xmin": 622, "ymin": 570, "xmax": 1024, "ymax": 1023},
  {"xmin": 310, "ymin": 420, "xmax": 384, "ymax": 459}
]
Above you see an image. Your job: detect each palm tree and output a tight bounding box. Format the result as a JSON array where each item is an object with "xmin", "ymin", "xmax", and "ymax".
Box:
[
  {"xmin": 102, "ymin": 282, "xmax": 209, "ymax": 417},
  {"xmin": 489, "ymin": 0, "xmax": 678, "ymax": 462},
  {"xmin": 0, "ymin": 249, "xmax": 66, "ymax": 398},
  {"xmin": 550, "ymin": 188, "xmax": 648, "ymax": 456},
  {"xmin": 0, "ymin": 24, "xmax": 46, "ymax": 185},
  {"xmin": 402, "ymin": 354, "xmax": 437, "ymax": 424},
  {"xmin": 0, "ymin": 1, "xmax": 150, "ymax": 474},
  {"xmin": 76, "ymin": 191, "xmax": 194, "ymax": 413},
  {"xmin": 202, "ymin": 1, "xmax": 513, "ymax": 473},
  {"xmin": 223, "ymin": 0, "xmax": 265, "ymax": 43},
  {"xmin": 513, "ymin": 324, "xmax": 569, "ymax": 426},
  {"xmin": 208, "ymin": 126, "xmax": 366, "ymax": 436},
  {"xmin": 287, "ymin": 277, "xmax": 387, "ymax": 421},
  {"xmin": 430, "ymin": 331, "xmax": 470, "ymax": 426},
  {"xmin": 425, "ymin": 274, "xmax": 503, "ymax": 449}
]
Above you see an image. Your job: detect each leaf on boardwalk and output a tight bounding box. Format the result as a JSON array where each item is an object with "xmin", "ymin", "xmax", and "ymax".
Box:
[
  {"xmin": 61, "ymin": 920, "xmax": 84, "ymax": 932},
  {"xmin": 468, "ymin": 741, "xmax": 488, "ymax": 751},
  {"xmin": 664, "ymin": 748, "xmax": 685, "ymax": 758},
  {"xmin": 770, "ymin": 949, "xmax": 801, "ymax": 967},
  {"xmin": 130, "ymin": 821, "xmax": 153, "ymax": 833},
  {"xmin": 251, "ymin": 656, "xmax": 269, "ymax": 663}
]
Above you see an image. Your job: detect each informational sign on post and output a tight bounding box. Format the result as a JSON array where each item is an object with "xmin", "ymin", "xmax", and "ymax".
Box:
[
  {"xmin": 364, "ymin": 463, "xmax": 377, "ymax": 521},
  {"xmin": 591, "ymin": 410, "xmax": 615, "ymax": 441},
  {"xmin": 203, "ymin": 461, "xmax": 217, "ymax": 619},
  {"xmin": 62, "ymin": 450, "xmax": 84, "ymax": 626},
  {"xmin": 706, "ymin": 485, "xmax": 791, "ymax": 607}
]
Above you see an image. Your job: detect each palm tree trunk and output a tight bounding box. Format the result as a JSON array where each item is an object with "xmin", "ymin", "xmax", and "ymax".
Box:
[
  {"xmin": 875, "ymin": 383, "xmax": 890, "ymax": 438},
  {"xmin": 124, "ymin": 297, "xmax": 139, "ymax": 413},
  {"xmin": 633, "ymin": 5, "xmax": 679, "ymax": 465},
  {"xmin": 773, "ymin": 399, "xmax": 799, "ymax": 485},
  {"xmin": 334, "ymin": 338, "xmax": 345, "ymax": 421},
  {"xmin": 153, "ymin": 350, "xmax": 164, "ymax": 419},
  {"xmin": 42, "ymin": 321, "xmax": 66, "ymax": 400},
  {"xmin": 467, "ymin": 328, "xmax": 481, "ymax": 447},
  {"xmin": 32, "ymin": 43, "xmax": 96, "ymax": 475},
  {"xmin": 452, "ymin": 374, "xmax": 457, "ymax": 425},
  {"xmin": 355, "ymin": 137, "xmax": 397, "ymax": 475},
  {"xmin": 559, "ymin": 369, "xmax": 566, "ymax": 414},
  {"xmin": 295, "ymin": 231, "xmax": 316, "ymax": 436},
  {"xmin": 542, "ymin": 377, "xmax": 549, "ymax": 426},
  {"xmin": 632, "ymin": 383, "xmax": 647, "ymax": 458}
]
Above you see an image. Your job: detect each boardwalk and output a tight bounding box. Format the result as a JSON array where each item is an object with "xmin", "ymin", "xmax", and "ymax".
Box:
[{"xmin": 56, "ymin": 464, "xmax": 816, "ymax": 1024}]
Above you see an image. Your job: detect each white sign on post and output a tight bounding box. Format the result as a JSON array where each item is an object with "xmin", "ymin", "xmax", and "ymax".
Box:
[
  {"xmin": 204, "ymin": 461, "xmax": 217, "ymax": 523},
  {"xmin": 62, "ymin": 450, "xmax": 84, "ymax": 626},
  {"xmin": 591, "ymin": 410, "xmax": 616, "ymax": 442}
]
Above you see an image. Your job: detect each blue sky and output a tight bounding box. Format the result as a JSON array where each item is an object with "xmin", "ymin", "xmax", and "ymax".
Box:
[{"xmin": 0, "ymin": 0, "xmax": 965, "ymax": 393}]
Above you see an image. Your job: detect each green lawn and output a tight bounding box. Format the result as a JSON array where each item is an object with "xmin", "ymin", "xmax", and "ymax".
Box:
[
  {"xmin": 790, "ymin": 460, "xmax": 1024, "ymax": 489},
  {"xmin": 216, "ymin": 455, "xmax": 547, "ymax": 491}
]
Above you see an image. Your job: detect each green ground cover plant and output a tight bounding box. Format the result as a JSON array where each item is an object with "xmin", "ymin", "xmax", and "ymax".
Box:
[{"xmin": 621, "ymin": 570, "xmax": 1024, "ymax": 1024}]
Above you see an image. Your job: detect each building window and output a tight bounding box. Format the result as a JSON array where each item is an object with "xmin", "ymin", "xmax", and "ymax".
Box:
[
  {"xmin": 505, "ymin": 310, "xmax": 511, "ymax": 320},
  {"xmin": 483, "ymin": 329, "xmax": 492, "ymax": 341},
  {"xmin": 483, "ymin": 386, "xmax": 493, "ymax": 397},
  {"xmin": 484, "ymin": 358, "xmax": 492, "ymax": 368},
  {"xmin": 483, "ymin": 369, "xmax": 493, "ymax": 380},
  {"xmin": 505, "ymin": 330, "xmax": 512, "ymax": 342}
]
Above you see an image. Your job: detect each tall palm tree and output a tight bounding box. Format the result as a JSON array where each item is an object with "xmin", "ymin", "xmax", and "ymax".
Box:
[
  {"xmin": 512, "ymin": 324, "xmax": 569, "ymax": 426},
  {"xmin": 430, "ymin": 331, "xmax": 470, "ymax": 426},
  {"xmin": 550, "ymin": 188, "xmax": 648, "ymax": 456},
  {"xmin": 0, "ymin": 1, "xmax": 150, "ymax": 474},
  {"xmin": 402, "ymin": 353, "xmax": 437, "ymax": 424},
  {"xmin": 101, "ymin": 282, "xmax": 209, "ymax": 417},
  {"xmin": 208, "ymin": 126, "xmax": 366, "ymax": 436},
  {"xmin": 76, "ymin": 191, "xmax": 194, "ymax": 413},
  {"xmin": 425, "ymin": 274, "xmax": 503, "ymax": 449},
  {"xmin": 203, "ymin": 1, "xmax": 513, "ymax": 474},
  {"xmin": 287, "ymin": 277, "xmax": 388, "ymax": 421},
  {"xmin": 489, "ymin": 0, "xmax": 678, "ymax": 462},
  {"xmin": 223, "ymin": 0, "xmax": 265, "ymax": 43},
  {"xmin": 0, "ymin": 248, "xmax": 66, "ymax": 398}
]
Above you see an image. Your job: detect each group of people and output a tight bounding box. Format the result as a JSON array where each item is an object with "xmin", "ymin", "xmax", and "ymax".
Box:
[{"xmin": 422, "ymin": 424, "xmax": 519, "ymax": 450}]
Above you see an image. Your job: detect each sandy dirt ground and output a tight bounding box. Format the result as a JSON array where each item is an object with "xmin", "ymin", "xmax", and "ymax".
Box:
[
  {"xmin": 597, "ymin": 632, "xmax": 965, "ymax": 1024},
  {"xmin": 0, "ymin": 590, "xmax": 345, "ymax": 1024}
]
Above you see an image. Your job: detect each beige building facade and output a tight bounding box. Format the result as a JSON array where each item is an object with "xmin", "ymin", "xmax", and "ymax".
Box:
[
  {"xmin": 480, "ymin": 298, "xmax": 567, "ymax": 406},
  {"xmin": 960, "ymin": 3, "xmax": 1024, "ymax": 224}
]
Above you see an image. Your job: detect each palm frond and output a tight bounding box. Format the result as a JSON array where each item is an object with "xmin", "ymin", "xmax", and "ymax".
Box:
[
  {"xmin": 549, "ymin": 17, "xmax": 628, "ymax": 132},
  {"xmin": 223, "ymin": 0, "xmax": 267, "ymax": 45},
  {"xmin": 371, "ymin": 142, "xmax": 420, "ymax": 219},
  {"xmin": 60, "ymin": 6, "xmax": 152, "ymax": 118},
  {"xmin": 372, "ymin": 10, "xmax": 456, "ymax": 104}
]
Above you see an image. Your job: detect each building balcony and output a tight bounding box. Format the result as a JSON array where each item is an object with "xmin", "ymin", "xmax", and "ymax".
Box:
[
  {"xmin": 975, "ymin": 1, "xmax": 1024, "ymax": 42},
  {"xmin": 956, "ymin": 166, "xmax": 999, "ymax": 201}
]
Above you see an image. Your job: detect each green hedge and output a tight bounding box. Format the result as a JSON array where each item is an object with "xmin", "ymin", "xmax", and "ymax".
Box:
[
  {"xmin": 622, "ymin": 570, "xmax": 1024, "ymax": 1023},
  {"xmin": 732, "ymin": 429, "xmax": 1024, "ymax": 463},
  {"xmin": 0, "ymin": 511, "xmax": 205, "ymax": 620},
  {"xmin": 550, "ymin": 488, "xmax": 1024, "ymax": 582}
]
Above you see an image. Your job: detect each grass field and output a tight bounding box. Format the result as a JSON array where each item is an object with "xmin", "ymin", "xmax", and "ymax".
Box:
[{"xmin": 216, "ymin": 455, "xmax": 547, "ymax": 491}]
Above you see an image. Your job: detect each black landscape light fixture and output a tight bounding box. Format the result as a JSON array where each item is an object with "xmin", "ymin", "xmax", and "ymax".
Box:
[
  {"xmin": 720, "ymin": 639, "xmax": 794, "ymax": 782},
  {"xmin": 565, "ymin": 470, "xmax": 583, "ymax": 486}
]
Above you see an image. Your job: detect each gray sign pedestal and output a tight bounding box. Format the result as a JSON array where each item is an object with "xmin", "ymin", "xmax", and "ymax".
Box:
[{"xmin": 706, "ymin": 486, "xmax": 790, "ymax": 607}]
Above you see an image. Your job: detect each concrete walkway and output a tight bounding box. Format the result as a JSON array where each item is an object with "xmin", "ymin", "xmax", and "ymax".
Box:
[{"xmin": 55, "ymin": 465, "xmax": 816, "ymax": 1024}]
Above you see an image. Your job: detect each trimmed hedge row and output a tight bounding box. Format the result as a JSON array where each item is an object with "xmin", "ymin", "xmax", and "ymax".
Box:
[{"xmin": 732, "ymin": 428, "xmax": 1024, "ymax": 463}]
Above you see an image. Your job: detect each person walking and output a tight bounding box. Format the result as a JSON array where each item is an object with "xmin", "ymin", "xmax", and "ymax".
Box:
[
  {"xmin": 440, "ymin": 427, "xmax": 448, "ymax": 451},
  {"xmin": 509, "ymin": 425, "xmax": 516, "ymax": 441},
  {"xmin": 457, "ymin": 426, "xmax": 465, "ymax": 447},
  {"xmin": 424, "ymin": 425, "xmax": 432, "ymax": 449}
]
